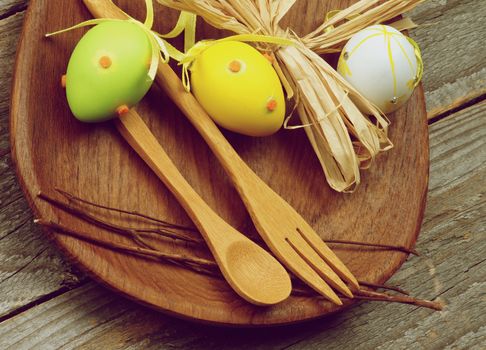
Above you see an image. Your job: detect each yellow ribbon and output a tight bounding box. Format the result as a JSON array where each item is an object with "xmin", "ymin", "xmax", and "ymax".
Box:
[
  {"xmin": 46, "ymin": 0, "xmax": 170, "ymax": 81},
  {"xmin": 157, "ymin": 11, "xmax": 197, "ymax": 53},
  {"xmin": 323, "ymin": 10, "xmax": 360, "ymax": 34},
  {"xmin": 176, "ymin": 34, "xmax": 295, "ymax": 92},
  {"xmin": 284, "ymin": 90, "xmax": 350, "ymax": 130},
  {"xmin": 406, "ymin": 36, "xmax": 424, "ymax": 88}
]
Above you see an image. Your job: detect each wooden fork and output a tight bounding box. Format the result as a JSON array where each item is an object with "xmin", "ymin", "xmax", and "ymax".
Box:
[{"xmin": 84, "ymin": 0, "xmax": 359, "ymax": 305}]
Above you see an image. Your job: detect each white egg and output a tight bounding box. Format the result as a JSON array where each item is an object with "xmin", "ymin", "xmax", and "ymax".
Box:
[{"xmin": 337, "ymin": 24, "xmax": 421, "ymax": 114}]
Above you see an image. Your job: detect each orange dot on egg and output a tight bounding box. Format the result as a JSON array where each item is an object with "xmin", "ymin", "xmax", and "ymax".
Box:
[
  {"xmin": 99, "ymin": 56, "xmax": 112, "ymax": 69},
  {"xmin": 61, "ymin": 74, "xmax": 67, "ymax": 88},
  {"xmin": 266, "ymin": 99, "xmax": 277, "ymax": 112},
  {"xmin": 228, "ymin": 60, "xmax": 242, "ymax": 73},
  {"xmin": 116, "ymin": 104, "xmax": 130, "ymax": 116}
]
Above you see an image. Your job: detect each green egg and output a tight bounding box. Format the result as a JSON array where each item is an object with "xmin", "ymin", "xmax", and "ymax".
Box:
[{"xmin": 65, "ymin": 21, "xmax": 153, "ymax": 122}]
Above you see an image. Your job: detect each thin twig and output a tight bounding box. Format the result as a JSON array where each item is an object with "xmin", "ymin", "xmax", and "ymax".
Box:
[
  {"xmin": 358, "ymin": 281, "xmax": 409, "ymax": 295},
  {"xmin": 355, "ymin": 289, "xmax": 444, "ymax": 311},
  {"xmin": 35, "ymin": 219, "xmax": 218, "ymax": 276},
  {"xmin": 39, "ymin": 192, "xmax": 158, "ymax": 250},
  {"xmin": 291, "ymin": 275, "xmax": 410, "ymax": 296},
  {"xmin": 326, "ymin": 239, "xmax": 419, "ymax": 256},
  {"xmin": 292, "ymin": 286, "xmax": 441, "ymax": 310},
  {"xmin": 55, "ymin": 188, "xmax": 197, "ymax": 232},
  {"xmin": 38, "ymin": 192, "xmax": 202, "ymax": 245}
]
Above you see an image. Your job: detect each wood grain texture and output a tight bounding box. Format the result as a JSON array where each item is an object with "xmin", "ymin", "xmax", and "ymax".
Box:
[
  {"xmin": 9, "ymin": 0, "xmax": 430, "ymax": 325},
  {"xmin": 1, "ymin": 102, "xmax": 484, "ymax": 348},
  {"xmin": 0, "ymin": 9, "xmax": 82, "ymax": 320},
  {"xmin": 409, "ymin": 0, "xmax": 486, "ymax": 119}
]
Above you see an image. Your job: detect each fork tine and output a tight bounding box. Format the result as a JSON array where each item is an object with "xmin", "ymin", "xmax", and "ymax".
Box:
[
  {"xmin": 297, "ymin": 227, "xmax": 360, "ymax": 290},
  {"xmin": 276, "ymin": 242, "xmax": 343, "ymax": 305},
  {"xmin": 286, "ymin": 237, "xmax": 353, "ymax": 298}
]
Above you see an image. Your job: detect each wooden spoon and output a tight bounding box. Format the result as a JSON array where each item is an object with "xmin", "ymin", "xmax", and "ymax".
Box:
[{"xmin": 115, "ymin": 109, "xmax": 291, "ymax": 305}]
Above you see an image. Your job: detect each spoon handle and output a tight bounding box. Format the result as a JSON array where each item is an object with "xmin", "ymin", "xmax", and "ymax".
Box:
[{"xmin": 115, "ymin": 110, "xmax": 227, "ymax": 245}]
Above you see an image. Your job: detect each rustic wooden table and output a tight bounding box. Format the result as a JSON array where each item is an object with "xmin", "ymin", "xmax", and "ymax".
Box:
[{"xmin": 0, "ymin": 0, "xmax": 485, "ymax": 348}]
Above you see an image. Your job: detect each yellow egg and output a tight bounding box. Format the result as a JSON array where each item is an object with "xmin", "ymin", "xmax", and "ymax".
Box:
[{"xmin": 190, "ymin": 41, "xmax": 285, "ymax": 137}]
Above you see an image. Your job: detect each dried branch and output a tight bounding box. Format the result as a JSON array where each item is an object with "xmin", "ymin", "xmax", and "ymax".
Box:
[
  {"xmin": 292, "ymin": 284, "xmax": 441, "ymax": 311},
  {"xmin": 37, "ymin": 189, "xmax": 438, "ymax": 310},
  {"xmin": 358, "ymin": 281, "xmax": 409, "ymax": 295},
  {"xmin": 40, "ymin": 218, "xmax": 439, "ymax": 309},
  {"xmin": 36, "ymin": 219, "xmax": 218, "ymax": 276},
  {"xmin": 55, "ymin": 187, "xmax": 197, "ymax": 233},
  {"xmin": 326, "ymin": 239, "xmax": 419, "ymax": 256},
  {"xmin": 355, "ymin": 289, "xmax": 443, "ymax": 311},
  {"xmin": 41, "ymin": 190, "xmax": 418, "ymax": 255},
  {"xmin": 38, "ymin": 192, "xmax": 203, "ymax": 245},
  {"xmin": 40, "ymin": 225, "xmax": 438, "ymax": 310}
]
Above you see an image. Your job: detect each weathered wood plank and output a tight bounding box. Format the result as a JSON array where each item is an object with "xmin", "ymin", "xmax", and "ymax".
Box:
[
  {"xmin": 0, "ymin": 0, "xmax": 28, "ymax": 19},
  {"xmin": 0, "ymin": 102, "xmax": 484, "ymax": 349},
  {"xmin": 0, "ymin": 11, "xmax": 24, "ymax": 150},
  {"xmin": 0, "ymin": 12, "xmax": 83, "ymax": 320},
  {"xmin": 409, "ymin": 0, "xmax": 486, "ymax": 119}
]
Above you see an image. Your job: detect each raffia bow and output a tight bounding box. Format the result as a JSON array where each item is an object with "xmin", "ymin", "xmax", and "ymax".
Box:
[{"xmin": 156, "ymin": 0, "xmax": 424, "ymax": 192}]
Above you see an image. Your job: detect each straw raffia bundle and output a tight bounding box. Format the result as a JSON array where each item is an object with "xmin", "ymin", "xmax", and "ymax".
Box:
[{"xmin": 157, "ymin": 0, "xmax": 424, "ymax": 192}]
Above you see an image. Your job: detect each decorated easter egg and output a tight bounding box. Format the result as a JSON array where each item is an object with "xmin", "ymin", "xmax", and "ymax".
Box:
[
  {"xmin": 190, "ymin": 41, "xmax": 285, "ymax": 137},
  {"xmin": 65, "ymin": 21, "xmax": 153, "ymax": 122},
  {"xmin": 337, "ymin": 25, "xmax": 421, "ymax": 114}
]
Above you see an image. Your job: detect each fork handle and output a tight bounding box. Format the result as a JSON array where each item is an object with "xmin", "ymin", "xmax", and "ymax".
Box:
[
  {"xmin": 154, "ymin": 64, "xmax": 259, "ymax": 191},
  {"xmin": 84, "ymin": 0, "xmax": 262, "ymax": 204}
]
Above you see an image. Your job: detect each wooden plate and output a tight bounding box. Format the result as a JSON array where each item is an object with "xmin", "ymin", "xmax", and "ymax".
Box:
[{"xmin": 10, "ymin": 0, "xmax": 428, "ymax": 326}]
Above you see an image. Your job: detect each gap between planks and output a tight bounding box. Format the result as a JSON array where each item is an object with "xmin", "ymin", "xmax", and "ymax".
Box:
[
  {"xmin": 0, "ymin": 1, "xmax": 28, "ymax": 21},
  {"xmin": 428, "ymin": 93, "xmax": 486, "ymax": 124},
  {"xmin": 0, "ymin": 284, "xmax": 84, "ymax": 323}
]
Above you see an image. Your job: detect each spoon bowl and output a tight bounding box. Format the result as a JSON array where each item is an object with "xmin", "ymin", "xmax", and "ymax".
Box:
[{"xmin": 224, "ymin": 241, "xmax": 291, "ymax": 305}]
